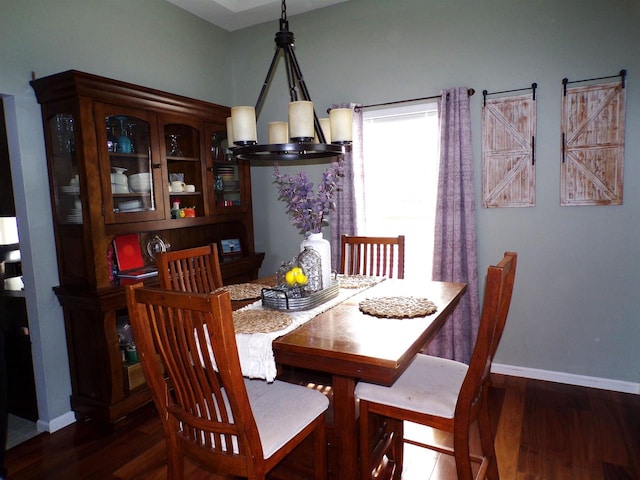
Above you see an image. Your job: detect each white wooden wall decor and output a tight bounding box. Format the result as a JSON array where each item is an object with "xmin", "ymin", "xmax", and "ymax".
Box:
[
  {"xmin": 561, "ymin": 79, "xmax": 626, "ymax": 206},
  {"xmin": 482, "ymin": 93, "xmax": 536, "ymax": 208}
]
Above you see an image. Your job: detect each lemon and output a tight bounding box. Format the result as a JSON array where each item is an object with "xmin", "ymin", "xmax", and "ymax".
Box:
[
  {"xmin": 295, "ymin": 272, "xmax": 308, "ymax": 285},
  {"xmin": 285, "ymin": 270, "xmax": 296, "ymax": 286},
  {"xmin": 291, "ymin": 266, "xmax": 303, "ymax": 275}
]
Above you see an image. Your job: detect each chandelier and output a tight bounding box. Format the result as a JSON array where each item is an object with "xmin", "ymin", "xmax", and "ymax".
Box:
[{"xmin": 228, "ymin": 0, "xmax": 352, "ymax": 162}]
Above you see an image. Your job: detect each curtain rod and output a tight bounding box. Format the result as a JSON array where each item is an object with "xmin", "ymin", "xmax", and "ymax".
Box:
[
  {"xmin": 355, "ymin": 88, "xmax": 475, "ymax": 111},
  {"xmin": 562, "ymin": 69, "xmax": 626, "ymax": 95},
  {"xmin": 482, "ymin": 83, "xmax": 537, "ymax": 106}
]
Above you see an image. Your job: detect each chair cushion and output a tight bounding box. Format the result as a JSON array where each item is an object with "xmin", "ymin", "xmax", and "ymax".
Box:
[
  {"xmin": 355, "ymin": 354, "xmax": 468, "ymax": 419},
  {"xmin": 245, "ymin": 378, "xmax": 329, "ymax": 459}
]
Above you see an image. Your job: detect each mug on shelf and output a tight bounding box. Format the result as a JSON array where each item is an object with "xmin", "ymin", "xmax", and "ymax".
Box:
[
  {"xmin": 185, "ymin": 184, "xmax": 196, "ymax": 193},
  {"xmin": 170, "ymin": 180, "xmax": 186, "ymax": 192}
]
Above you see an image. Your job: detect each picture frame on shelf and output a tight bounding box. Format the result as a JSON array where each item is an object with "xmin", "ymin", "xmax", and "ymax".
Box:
[{"xmin": 220, "ymin": 238, "xmax": 242, "ymax": 256}]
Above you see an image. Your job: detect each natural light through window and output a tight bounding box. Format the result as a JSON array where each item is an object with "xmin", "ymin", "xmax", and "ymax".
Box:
[{"xmin": 362, "ymin": 103, "xmax": 439, "ymax": 281}]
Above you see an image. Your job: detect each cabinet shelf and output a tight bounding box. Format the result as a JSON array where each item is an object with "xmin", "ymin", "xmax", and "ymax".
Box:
[
  {"xmin": 31, "ymin": 70, "xmax": 263, "ymax": 426},
  {"xmin": 167, "ymin": 156, "xmax": 199, "ymax": 162},
  {"xmin": 109, "ymin": 152, "xmax": 149, "ymax": 159}
]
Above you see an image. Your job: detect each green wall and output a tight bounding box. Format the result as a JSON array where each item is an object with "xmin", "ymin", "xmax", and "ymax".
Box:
[
  {"xmin": 0, "ymin": 0, "xmax": 231, "ymax": 430},
  {"xmin": 233, "ymin": 0, "xmax": 640, "ymax": 389}
]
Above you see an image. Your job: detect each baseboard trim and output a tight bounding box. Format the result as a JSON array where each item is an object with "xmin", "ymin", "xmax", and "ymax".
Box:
[
  {"xmin": 36, "ymin": 411, "xmax": 76, "ymax": 433},
  {"xmin": 491, "ymin": 363, "xmax": 640, "ymax": 395}
]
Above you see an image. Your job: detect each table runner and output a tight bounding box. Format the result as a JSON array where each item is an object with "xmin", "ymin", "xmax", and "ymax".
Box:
[{"xmin": 235, "ymin": 277, "xmax": 384, "ymax": 382}]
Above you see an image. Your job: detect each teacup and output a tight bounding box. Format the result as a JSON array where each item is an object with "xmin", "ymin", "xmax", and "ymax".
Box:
[{"xmin": 170, "ymin": 180, "xmax": 186, "ymax": 192}]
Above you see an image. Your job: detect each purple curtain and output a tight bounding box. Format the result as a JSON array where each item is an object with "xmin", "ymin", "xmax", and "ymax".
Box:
[
  {"xmin": 426, "ymin": 87, "xmax": 480, "ymax": 363},
  {"xmin": 330, "ymin": 103, "xmax": 364, "ymax": 270}
]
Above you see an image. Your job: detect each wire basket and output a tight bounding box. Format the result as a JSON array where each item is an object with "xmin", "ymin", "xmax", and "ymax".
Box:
[{"xmin": 261, "ymin": 280, "xmax": 339, "ymax": 311}]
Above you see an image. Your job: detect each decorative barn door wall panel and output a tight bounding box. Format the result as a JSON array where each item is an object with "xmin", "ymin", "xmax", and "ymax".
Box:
[
  {"xmin": 482, "ymin": 94, "xmax": 536, "ymax": 208},
  {"xmin": 561, "ymin": 81, "xmax": 626, "ymax": 206}
]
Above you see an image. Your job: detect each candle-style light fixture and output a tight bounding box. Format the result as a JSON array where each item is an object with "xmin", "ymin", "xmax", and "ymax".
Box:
[{"xmin": 229, "ymin": 0, "xmax": 352, "ymax": 162}]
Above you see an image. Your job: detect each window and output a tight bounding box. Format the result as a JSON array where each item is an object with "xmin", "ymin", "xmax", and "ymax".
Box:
[{"xmin": 362, "ymin": 103, "xmax": 439, "ymax": 281}]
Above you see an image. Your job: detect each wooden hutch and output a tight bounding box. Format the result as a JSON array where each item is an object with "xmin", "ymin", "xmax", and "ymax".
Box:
[{"xmin": 30, "ymin": 70, "xmax": 264, "ymax": 425}]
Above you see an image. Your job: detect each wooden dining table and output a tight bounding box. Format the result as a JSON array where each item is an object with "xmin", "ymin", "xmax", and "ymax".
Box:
[{"xmin": 271, "ymin": 278, "xmax": 467, "ymax": 480}]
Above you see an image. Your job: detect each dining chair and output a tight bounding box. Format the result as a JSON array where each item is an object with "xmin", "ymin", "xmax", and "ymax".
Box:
[
  {"xmin": 156, "ymin": 243, "xmax": 223, "ymax": 293},
  {"xmin": 356, "ymin": 251, "xmax": 517, "ymax": 480},
  {"xmin": 125, "ymin": 284, "xmax": 329, "ymax": 480},
  {"xmin": 339, "ymin": 234, "xmax": 405, "ymax": 279}
]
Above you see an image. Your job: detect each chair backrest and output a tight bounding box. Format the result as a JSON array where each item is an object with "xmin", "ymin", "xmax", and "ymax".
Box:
[
  {"xmin": 457, "ymin": 251, "xmax": 517, "ymax": 420},
  {"xmin": 125, "ymin": 284, "xmax": 265, "ymax": 475},
  {"xmin": 156, "ymin": 243, "xmax": 223, "ymax": 293},
  {"xmin": 339, "ymin": 234, "xmax": 405, "ymax": 279}
]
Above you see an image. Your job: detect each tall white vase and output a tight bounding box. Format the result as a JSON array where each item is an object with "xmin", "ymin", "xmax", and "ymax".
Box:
[{"xmin": 300, "ymin": 232, "xmax": 332, "ymax": 290}]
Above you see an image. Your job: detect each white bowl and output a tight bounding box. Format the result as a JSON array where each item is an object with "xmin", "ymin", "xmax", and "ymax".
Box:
[
  {"xmin": 129, "ymin": 182, "xmax": 151, "ymax": 193},
  {"xmin": 128, "ymin": 172, "xmax": 151, "ymax": 183},
  {"xmin": 128, "ymin": 173, "xmax": 152, "ymax": 193}
]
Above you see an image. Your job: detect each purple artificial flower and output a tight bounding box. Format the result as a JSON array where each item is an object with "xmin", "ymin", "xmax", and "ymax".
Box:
[{"xmin": 273, "ymin": 158, "xmax": 345, "ymax": 234}]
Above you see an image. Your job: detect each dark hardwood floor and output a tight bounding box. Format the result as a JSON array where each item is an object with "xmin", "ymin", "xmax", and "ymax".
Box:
[{"xmin": 5, "ymin": 374, "xmax": 640, "ymax": 479}]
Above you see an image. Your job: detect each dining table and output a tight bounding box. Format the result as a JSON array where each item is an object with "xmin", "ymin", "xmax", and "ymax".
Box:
[{"xmin": 266, "ymin": 277, "xmax": 467, "ymax": 480}]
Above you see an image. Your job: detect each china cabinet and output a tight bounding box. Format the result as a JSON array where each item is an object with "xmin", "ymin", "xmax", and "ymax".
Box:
[{"xmin": 31, "ymin": 70, "xmax": 264, "ymax": 425}]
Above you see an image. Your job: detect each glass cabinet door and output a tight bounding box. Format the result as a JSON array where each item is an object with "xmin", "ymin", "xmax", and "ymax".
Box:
[
  {"xmin": 162, "ymin": 117, "xmax": 204, "ymax": 219},
  {"xmin": 207, "ymin": 125, "xmax": 248, "ymax": 213},
  {"xmin": 96, "ymin": 104, "xmax": 165, "ymax": 223},
  {"xmin": 47, "ymin": 112, "xmax": 81, "ymax": 224}
]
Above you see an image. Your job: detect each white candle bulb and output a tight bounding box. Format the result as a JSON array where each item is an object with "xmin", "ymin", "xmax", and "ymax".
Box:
[
  {"xmin": 289, "ymin": 101, "xmax": 314, "ymax": 140},
  {"xmin": 226, "ymin": 117, "xmax": 234, "ymax": 146},
  {"xmin": 269, "ymin": 121, "xmax": 289, "ymax": 143},
  {"xmin": 231, "ymin": 106, "xmax": 257, "ymax": 144},
  {"xmin": 316, "ymin": 117, "xmax": 331, "ymax": 143},
  {"xmin": 330, "ymin": 108, "xmax": 353, "ymax": 143}
]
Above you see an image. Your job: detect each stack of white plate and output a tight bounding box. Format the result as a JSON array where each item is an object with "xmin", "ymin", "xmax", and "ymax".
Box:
[
  {"xmin": 66, "ymin": 207, "xmax": 83, "ymax": 223},
  {"xmin": 217, "ymin": 166, "xmax": 235, "ymax": 182},
  {"xmin": 61, "ymin": 184, "xmax": 80, "ymax": 194},
  {"xmin": 118, "ymin": 199, "xmax": 143, "ymax": 212},
  {"xmin": 111, "ymin": 171, "xmax": 129, "ymax": 193},
  {"xmin": 111, "ymin": 183, "xmax": 129, "ymax": 194}
]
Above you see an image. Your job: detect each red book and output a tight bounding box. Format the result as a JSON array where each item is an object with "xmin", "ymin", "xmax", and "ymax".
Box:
[{"xmin": 113, "ymin": 234, "xmax": 158, "ymax": 279}]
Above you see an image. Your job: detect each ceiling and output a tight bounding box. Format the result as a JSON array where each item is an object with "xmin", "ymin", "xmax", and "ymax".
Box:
[{"xmin": 166, "ymin": 0, "xmax": 349, "ymax": 32}]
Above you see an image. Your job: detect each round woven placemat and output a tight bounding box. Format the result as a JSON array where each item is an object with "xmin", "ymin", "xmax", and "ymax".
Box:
[
  {"xmin": 337, "ymin": 274, "xmax": 380, "ymax": 289},
  {"xmin": 359, "ymin": 296, "xmax": 438, "ymax": 319},
  {"xmin": 215, "ymin": 283, "xmax": 271, "ymax": 301},
  {"xmin": 232, "ymin": 310, "xmax": 293, "ymax": 334}
]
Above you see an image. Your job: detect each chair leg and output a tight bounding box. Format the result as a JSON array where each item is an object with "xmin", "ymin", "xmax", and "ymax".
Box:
[
  {"xmin": 390, "ymin": 418, "xmax": 403, "ymax": 480},
  {"xmin": 478, "ymin": 400, "xmax": 499, "ymax": 480},
  {"xmin": 314, "ymin": 416, "xmax": 328, "ymax": 480},
  {"xmin": 453, "ymin": 425, "xmax": 474, "ymax": 480},
  {"xmin": 359, "ymin": 405, "xmax": 403, "ymax": 480},
  {"xmin": 165, "ymin": 433, "xmax": 184, "ymax": 480},
  {"xmin": 359, "ymin": 401, "xmax": 372, "ymax": 480}
]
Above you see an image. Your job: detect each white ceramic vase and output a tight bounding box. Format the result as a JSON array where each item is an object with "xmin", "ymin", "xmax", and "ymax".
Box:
[{"xmin": 300, "ymin": 232, "xmax": 332, "ymax": 290}]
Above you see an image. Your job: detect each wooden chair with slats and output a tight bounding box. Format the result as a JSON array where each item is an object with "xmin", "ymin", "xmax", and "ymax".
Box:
[
  {"xmin": 125, "ymin": 284, "xmax": 329, "ymax": 480},
  {"xmin": 156, "ymin": 243, "xmax": 223, "ymax": 293},
  {"xmin": 339, "ymin": 234, "xmax": 405, "ymax": 279},
  {"xmin": 356, "ymin": 251, "xmax": 518, "ymax": 480}
]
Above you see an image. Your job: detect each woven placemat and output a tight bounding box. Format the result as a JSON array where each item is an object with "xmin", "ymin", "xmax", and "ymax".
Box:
[
  {"xmin": 232, "ymin": 310, "xmax": 293, "ymax": 334},
  {"xmin": 359, "ymin": 296, "xmax": 438, "ymax": 319},
  {"xmin": 215, "ymin": 283, "xmax": 271, "ymax": 301},
  {"xmin": 337, "ymin": 274, "xmax": 380, "ymax": 289}
]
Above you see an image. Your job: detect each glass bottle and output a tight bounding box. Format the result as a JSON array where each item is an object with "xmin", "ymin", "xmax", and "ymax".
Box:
[{"xmin": 297, "ymin": 246, "xmax": 322, "ymax": 293}]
